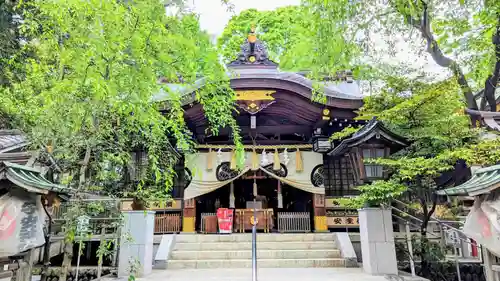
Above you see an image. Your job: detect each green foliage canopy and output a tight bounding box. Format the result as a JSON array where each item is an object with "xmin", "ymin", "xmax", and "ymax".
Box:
[
  {"xmin": 0, "ymin": 0, "xmax": 242, "ymax": 199},
  {"xmin": 217, "ymin": 4, "xmax": 361, "ymax": 74}
]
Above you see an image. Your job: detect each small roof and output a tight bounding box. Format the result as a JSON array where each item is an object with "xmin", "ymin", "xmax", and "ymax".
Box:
[
  {"xmin": 436, "ymin": 164, "xmax": 500, "ymax": 196},
  {"xmin": 0, "ymin": 130, "xmax": 28, "ymax": 153},
  {"xmin": 466, "ymin": 109, "xmax": 500, "ymax": 133},
  {"xmin": 327, "ymin": 117, "xmax": 409, "ymax": 156},
  {"xmin": 0, "ymin": 161, "xmax": 68, "ymax": 195}
]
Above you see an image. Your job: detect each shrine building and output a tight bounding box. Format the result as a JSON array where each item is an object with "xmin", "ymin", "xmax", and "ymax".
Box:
[{"xmin": 150, "ymin": 28, "xmax": 408, "ymax": 234}]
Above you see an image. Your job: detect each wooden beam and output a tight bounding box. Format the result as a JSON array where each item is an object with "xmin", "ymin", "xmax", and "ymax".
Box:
[{"xmin": 195, "ymin": 125, "xmax": 312, "ymax": 136}]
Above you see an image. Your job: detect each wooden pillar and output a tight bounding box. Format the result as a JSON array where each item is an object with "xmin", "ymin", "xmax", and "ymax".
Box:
[
  {"xmin": 182, "ymin": 198, "xmax": 196, "ymax": 232},
  {"xmin": 313, "ymin": 194, "xmax": 327, "ymax": 232},
  {"xmin": 277, "ymin": 181, "xmax": 283, "ymax": 209},
  {"xmin": 18, "ymin": 249, "xmax": 35, "ymax": 281},
  {"xmin": 229, "ymin": 182, "xmax": 235, "ymax": 208}
]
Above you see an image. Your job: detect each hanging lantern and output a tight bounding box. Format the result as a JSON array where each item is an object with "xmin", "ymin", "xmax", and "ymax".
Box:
[{"xmin": 312, "ymin": 136, "xmax": 333, "ymax": 153}]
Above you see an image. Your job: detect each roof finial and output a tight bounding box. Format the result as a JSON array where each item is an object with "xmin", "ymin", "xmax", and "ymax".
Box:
[{"xmin": 248, "ymin": 24, "xmax": 257, "ymax": 43}]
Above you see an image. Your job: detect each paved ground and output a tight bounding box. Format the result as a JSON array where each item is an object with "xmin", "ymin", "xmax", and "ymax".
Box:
[{"xmin": 137, "ymin": 268, "xmax": 396, "ymax": 281}]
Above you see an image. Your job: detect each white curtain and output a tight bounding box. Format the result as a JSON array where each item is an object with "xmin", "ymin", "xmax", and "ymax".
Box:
[
  {"xmin": 184, "ymin": 167, "xmax": 250, "ymax": 200},
  {"xmin": 259, "ymin": 167, "xmax": 324, "ymax": 195},
  {"xmin": 183, "ymin": 150, "xmax": 324, "ymax": 199}
]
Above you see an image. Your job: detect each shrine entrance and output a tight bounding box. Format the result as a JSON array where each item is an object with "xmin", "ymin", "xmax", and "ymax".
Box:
[{"xmin": 194, "ymin": 168, "xmax": 314, "ymax": 233}]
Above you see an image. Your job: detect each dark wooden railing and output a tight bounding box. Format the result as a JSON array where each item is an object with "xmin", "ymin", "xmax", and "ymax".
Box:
[
  {"xmin": 201, "ymin": 212, "xmax": 217, "ymax": 233},
  {"xmin": 154, "ymin": 212, "xmax": 181, "ymax": 234}
]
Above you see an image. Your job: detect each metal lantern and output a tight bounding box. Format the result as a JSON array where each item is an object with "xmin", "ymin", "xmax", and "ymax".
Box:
[{"xmin": 312, "ymin": 136, "xmax": 333, "ymax": 153}]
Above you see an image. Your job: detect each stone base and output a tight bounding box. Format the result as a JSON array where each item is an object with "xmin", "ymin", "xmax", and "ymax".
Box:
[
  {"xmin": 118, "ymin": 211, "xmax": 155, "ymax": 278},
  {"xmin": 358, "ymin": 208, "xmax": 398, "ymax": 275}
]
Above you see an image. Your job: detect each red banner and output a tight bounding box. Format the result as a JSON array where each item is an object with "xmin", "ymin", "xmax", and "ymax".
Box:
[{"xmin": 217, "ymin": 208, "xmax": 234, "ymax": 234}]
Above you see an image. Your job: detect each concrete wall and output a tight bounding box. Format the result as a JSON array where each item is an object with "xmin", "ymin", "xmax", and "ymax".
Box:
[{"xmin": 118, "ymin": 211, "xmax": 155, "ymax": 278}]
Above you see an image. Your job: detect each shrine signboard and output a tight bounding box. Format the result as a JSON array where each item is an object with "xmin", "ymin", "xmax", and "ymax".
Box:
[
  {"xmin": 0, "ymin": 192, "xmax": 46, "ymax": 256},
  {"xmin": 217, "ymin": 208, "xmax": 234, "ymax": 234}
]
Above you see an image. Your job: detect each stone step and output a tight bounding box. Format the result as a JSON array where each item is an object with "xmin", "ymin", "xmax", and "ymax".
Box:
[
  {"xmin": 174, "ymin": 241, "xmax": 337, "ymax": 251},
  {"xmin": 166, "ymin": 258, "xmax": 346, "ymax": 269},
  {"xmin": 175, "ymin": 233, "xmax": 336, "ymax": 243},
  {"xmin": 170, "ymin": 249, "xmax": 341, "ymax": 260}
]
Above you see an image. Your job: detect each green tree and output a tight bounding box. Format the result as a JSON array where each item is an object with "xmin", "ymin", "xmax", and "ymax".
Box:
[
  {"xmin": 339, "ymin": 76, "xmax": 500, "ymax": 276},
  {"xmin": 217, "ymin": 5, "xmax": 361, "ymax": 73},
  {"xmin": 0, "ymin": 0, "xmax": 20, "ymax": 87},
  {"xmin": 0, "ymin": 0, "xmax": 242, "ymax": 279},
  {"xmin": 218, "ymin": 7, "xmax": 308, "ymax": 67},
  {"xmin": 299, "ymin": 0, "xmax": 500, "ymax": 111}
]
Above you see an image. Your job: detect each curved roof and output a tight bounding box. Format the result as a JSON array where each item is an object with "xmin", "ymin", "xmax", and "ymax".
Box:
[
  {"xmin": 328, "ymin": 117, "xmax": 409, "ymax": 156},
  {"xmin": 436, "ymin": 164, "xmax": 500, "ymax": 196},
  {"xmin": 153, "ymin": 68, "xmax": 363, "ymax": 109},
  {"xmin": 154, "ymin": 32, "xmax": 363, "ymax": 109},
  {"xmin": 466, "ymin": 109, "xmax": 500, "ymax": 133},
  {"xmin": 0, "ymin": 161, "xmax": 68, "ymax": 195}
]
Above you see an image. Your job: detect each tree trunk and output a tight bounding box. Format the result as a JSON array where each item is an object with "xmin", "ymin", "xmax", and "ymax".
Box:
[
  {"xmin": 484, "ymin": 17, "xmax": 500, "ymax": 112},
  {"xmin": 407, "ymin": 2, "xmax": 478, "ymax": 114},
  {"xmin": 59, "ymin": 240, "xmax": 73, "ymax": 281},
  {"xmin": 418, "ymin": 191, "xmax": 437, "ymax": 278},
  {"xmin": 40, "ymin": 202, "xmax": 53, "ymax": 281},
  {"xmin": 59, "ymin": 147, "xmax": 92, "ymax": 281}
]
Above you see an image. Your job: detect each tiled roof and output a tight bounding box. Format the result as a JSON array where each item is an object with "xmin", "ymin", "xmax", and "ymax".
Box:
[
  {"xmin": 0, "ymin": 161, "xmax": 68, "ymax": 195},
  {"xmin": 436, "ymin": 164, "xmax": 500, "ymax": 196},
  {"xmin": 327, "ymin": 117, "xmax": 409, "ymax": 156},
  {"xmin": 466, "ymin": 109, "xmax": 500, "ymax": 133},
  {"xmin": 153, "ymin": 68, "xmax": 363, "ymax": 104},
  {"xmin": 0, "ymin": 130, "xmax": 27, "ymax": 153}
]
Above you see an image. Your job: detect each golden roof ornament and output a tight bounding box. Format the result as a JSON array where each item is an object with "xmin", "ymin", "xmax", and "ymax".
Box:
[
  {"xmin": 248, "ymin": 25, "xmax": 257, "ymax": 43},
  {"xmin": 227, "ymin": 24, "xmax": 277, "ymax": 68}
]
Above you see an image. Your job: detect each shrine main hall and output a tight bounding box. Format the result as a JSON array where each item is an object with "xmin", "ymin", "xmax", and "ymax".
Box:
[{"xmin": 148, "ymin": 29, "xmax": 408, "ymax": 234}]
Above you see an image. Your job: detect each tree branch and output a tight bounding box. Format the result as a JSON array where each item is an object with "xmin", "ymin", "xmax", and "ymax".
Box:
[
  {"xmin": 483, "ymin": 15, "xmax": 500, "ymax": 112},
  {"xmin": 408, "ymin": 1, "xmax": 477, "ymax": 111}
]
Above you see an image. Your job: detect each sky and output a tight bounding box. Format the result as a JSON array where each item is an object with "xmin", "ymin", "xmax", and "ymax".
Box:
[
  {"xmin": 187, "ymin": 0, "xmax": 301, "ymax": 36},
  {"xmin": 186, "ymin": 0, "xmax": 447, "ymax": 83}
]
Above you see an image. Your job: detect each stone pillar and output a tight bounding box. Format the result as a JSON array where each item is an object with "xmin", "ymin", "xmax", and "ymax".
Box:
[
  {"xmin": 482, "ymin": 248, "xmax": 495, "ymax": 281},
  {"xmin": 118, "ymin": 211, "xmax": 155, "ymax": 278},
  {"xmin": 182, "ymin": 198, "xmax": 196, "ymax": 232},
  {"xmin": 358, "ymin": 207, "xmax": 398, "ymax": 275},
  {"xmin": 313, "ymin": 194, "xmax": 327, "ymax": 232}
]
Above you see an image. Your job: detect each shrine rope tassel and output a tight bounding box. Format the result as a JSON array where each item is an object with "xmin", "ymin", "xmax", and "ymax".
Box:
[
  {"xmin": 296, "ymin": 149, "xmax": 303, "ymax": 172},
  {"xmin": 251, "ymin": 149, "xmax": 259, "ymax": 171},
  {"xmin": 207, "ymin": 148, "xmax": 214, "ymax": 171},
  {"xmin": 273, "ymin": 149, "xmax": 280, "ymax": 171},
  {"xmin": 230, "ymin": 150, "xmax": 237, "ymax": 170}
]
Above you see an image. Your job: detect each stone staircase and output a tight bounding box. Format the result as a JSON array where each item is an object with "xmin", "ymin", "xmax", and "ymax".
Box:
[{"xmin": 167, "ymin": 233, "xmax": 349, "ymax": 269}]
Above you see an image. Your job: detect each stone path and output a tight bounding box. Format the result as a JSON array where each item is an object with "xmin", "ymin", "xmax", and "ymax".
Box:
[{"xmin": 137, "ymin": 268, "xmax": 393, "ymax": 281}]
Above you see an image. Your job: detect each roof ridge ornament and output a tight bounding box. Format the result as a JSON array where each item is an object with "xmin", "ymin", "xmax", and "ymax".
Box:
[{"xmin": 227, "ymin": 25, "xmax": 278, "ymax": 68}]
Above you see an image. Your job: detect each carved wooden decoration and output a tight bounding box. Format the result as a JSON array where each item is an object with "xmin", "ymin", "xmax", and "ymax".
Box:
[
  {"xmin": 236, "ymin": 90, "xmax": 275, "ymax": 101},
  {"xmin": 313, "ymin": 194, "xmax": 325, "ymax": 207},
  {"xmin": 235, "ymin": 90, "xmax": 276, "ymax": 114},
  {"xmin": 184, "ymin": 198, "xmax": 195, "ymax": 209}
]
